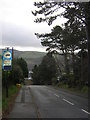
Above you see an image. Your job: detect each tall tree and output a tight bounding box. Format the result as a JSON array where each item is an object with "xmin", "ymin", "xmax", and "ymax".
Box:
[
  {"xmin": 35, "ymin": 25, "xmax": 70, "ymax": 80},
  {"xmin": 35, "ymin": 23, "xmax": 86, "ymax": 84},
  {"xmin": 31, "ymin": 65, "xmax": 40, "ymax": 85},
  {"xmin": 32, "ymin": 1, "xmax": 90, "ymax": 85},
  {"xmin": 16, "ymin": 58, "xmax": 28, "ymax": 78},
  {"xmin": 32, "ymin": 53, "xmax": 57, "ymax": 85}
]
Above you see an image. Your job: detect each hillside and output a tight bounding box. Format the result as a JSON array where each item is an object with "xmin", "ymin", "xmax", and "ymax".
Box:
[
  {"xmin": 14, "ymin": 50, "xmax": 46, "ymax": 71},
  {"xmin": 0, "ymin": 49, "xmax": 46, "ymax": 71},
  {"xmin": 0, "ymin": 49, "xmax": 65, "ymax": 72}
]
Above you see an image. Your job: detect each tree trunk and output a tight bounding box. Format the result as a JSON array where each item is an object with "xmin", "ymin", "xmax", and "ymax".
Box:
[
  {"xmin": 84, "ymin": 3, "xmax": 90, "ymax": 87},
  {"xmin": 86, "ymin": 4, "xmax": 90, "ymax": 114},
  {"xmin": 71, "ymin": 51, "xmax": 76, "ymax": 86},
  {"xmin": 64, "ymin": 52, "xmax": 70, "ymax": 82},
  {"xmin": 86, "ymin": 20, "xmax": 90, "ymax": 87},
  {"xmin": 80, "ymin": 50, "xmax": 84, "ymax": 87},
  {"xmin": 83, "ymin": 2, "xmax": 90, "ymax": 113}
]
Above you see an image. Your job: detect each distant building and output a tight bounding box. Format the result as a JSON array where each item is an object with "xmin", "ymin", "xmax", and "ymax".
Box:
[
  {"xmin": 24, "ymin": 71, "xmax": 33, "ymax": 85},
  {"xmin": 28, "ymin": 71, "xmax": 33, "ymax": 80}
]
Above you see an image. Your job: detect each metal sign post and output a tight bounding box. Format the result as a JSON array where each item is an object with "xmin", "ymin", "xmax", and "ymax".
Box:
[
  {"xmin": 5, "ymin": 70, "xmax": 8, "ymax": 98},
  {"xmin": 3, "ymin": 47, "xmax": 12, "ymax": 98}
]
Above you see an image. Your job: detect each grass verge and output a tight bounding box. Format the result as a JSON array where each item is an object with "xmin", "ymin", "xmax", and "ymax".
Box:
[
  {"xmin": 2, "ymin": 85, "xmax": 21, "ymax": 118},
  {"xmin": 55, "ymin": 82, "xmax": 88, "ymax": 98}
]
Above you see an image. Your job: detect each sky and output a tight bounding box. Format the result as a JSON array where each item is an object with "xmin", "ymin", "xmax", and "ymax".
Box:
[{"xmin": 0, "ymin": 0, "xmax": 67, "ymax": 52}]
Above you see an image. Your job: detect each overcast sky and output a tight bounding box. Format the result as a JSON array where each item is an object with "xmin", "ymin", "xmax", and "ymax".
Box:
[{"xmin": 0, "ymin": 0, "xmax": 67, "ymax": 52}]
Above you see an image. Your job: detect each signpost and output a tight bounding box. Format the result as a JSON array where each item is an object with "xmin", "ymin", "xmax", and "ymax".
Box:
[
  {"xmin": 3, "ymin": 48, "xmax": 12, "ymax": 98},
  {"xmin": 3, "ymin": 49, "xmax": 12, "ymax": 71}
]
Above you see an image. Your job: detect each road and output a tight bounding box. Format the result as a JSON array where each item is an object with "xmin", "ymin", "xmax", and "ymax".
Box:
[{"xmin": 8, "ymin": 85, "xmax": 89, "ymax": 119}]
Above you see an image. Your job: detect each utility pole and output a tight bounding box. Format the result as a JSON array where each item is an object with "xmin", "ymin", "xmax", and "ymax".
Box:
[
  {"xmin": 6, "ymin": 47, "xmax": 9, "ymax": 98},
  {"xmin": 5, "ymin": 70, "xmax": 8, "ymax": 98},
  {"xmin": 3, "ymin": 47, "xmax": 12, "ymax": 98}
]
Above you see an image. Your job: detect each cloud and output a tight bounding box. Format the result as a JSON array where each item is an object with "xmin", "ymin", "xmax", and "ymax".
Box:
[
  {"xmin": 1, "ymin": 0, "xmax": 51, "ymax": 51},
  {"xmin": 2, "ymin": 22, "xmax": 41, "ymax": 47},
  {"xmin": 1, "ymin": 0, "xmax": 67, "ymax": 51}
]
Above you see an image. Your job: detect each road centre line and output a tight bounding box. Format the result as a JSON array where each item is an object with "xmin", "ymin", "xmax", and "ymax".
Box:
[
  {"xmin": 63, "ymin": 98, "xmax": 74, "ymax": 105},
  {"xmin": 81, "ymin": 109, "xmax": 90, "ymax": 115},
  {"xmin": 54, "ymin": 94, "xmax": 60, "ymax": 98},
  {"xmin": 48, "ymin": 89, "xmax": 60, "ymax": 98}
]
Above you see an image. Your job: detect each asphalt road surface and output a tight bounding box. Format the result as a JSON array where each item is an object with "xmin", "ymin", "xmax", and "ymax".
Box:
[{"xmin": 8, "ymin": 85, "xmax": 89, "ymax": 119}]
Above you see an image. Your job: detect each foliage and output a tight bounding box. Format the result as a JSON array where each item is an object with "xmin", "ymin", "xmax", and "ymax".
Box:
[
  {"xmin": 13, "ymin": 50, "xmax": 46, "ymax": 71},
  {"xmin": 35, "ymin": 23, "xmax": 87, "ymax": 85},
  {"xmin": 32, "ymin": 1, "xmax": 89, "ymax": 88},
  {"xmin": 0, "ymin": 58, "xmax": 2, "ymax": 79},
  {"xmin": 52, "ymin": 77, "xmax": 58, "ymax": 85},
  {"xmin": 32, "ymin": 2, "xmax": 90, "ymax": 27},
  {"xmin": 31, "ymin": 65, "xmax": 40, "ymax": 85},
  {"xmin": 2, "ymin": 57, "xmax": 28, "ymax": 87},
  {"xmin": 12, "ymin": 64, "xmax": 23, "ymax": 85},
  {"xmin": 76, "ymin": 50, "xmax": 88, "ymax": 86},
  {"xmin": 60, "ymin": 74, "xmax": 68, "ymax": 84},
  {"xmin": 32, "ymin": 53, "xmax": 57, "ymax": 85},
  {"xmin": 81, "ymin": 86, "xmax": 88, "ymax": 93},
  {"xmin": 57, "ymin": 82, "xmax": 68, "ymax": 89},
  {"xmin": 56, "ymin": 81, "xmax": 88, "ymax": 95},
  {"xmin": 2, "ymin": 85, "xmax": 18, "ymax": 110},
  {"xmin": 16, "ymin": 57, "xmax": 28, "ymax": 78}
]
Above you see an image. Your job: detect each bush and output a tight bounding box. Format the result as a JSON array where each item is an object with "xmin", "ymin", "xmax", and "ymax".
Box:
[
  {"xmin": 81, "ymin": 86, "xmax": 88, "ymax": 93},
  {"xmin": 60, "ymin": 74, "xmax": 68, "ymax": 84},
  {"xmin": 52, "ymin": 77, "xmax": 57, "ymax": 85},
  {"xmin": 2, "ymin": 85, "xmax": 19, "ymax": 110},
  {"xmin": 57, "ymin": 82, "xmax": 69, "ymax": 88},
  {"xmin": 12, "ymin": 64, "xmax": 23, "ymax": 85}
]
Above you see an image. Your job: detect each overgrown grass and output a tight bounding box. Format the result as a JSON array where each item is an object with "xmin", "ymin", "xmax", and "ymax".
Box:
[
  {"xmin": 81, "ymin": 86, "xmax": 88, "ymax": 93},
  {"xmin": 56, "ymin": 82, "xmax": 88, "ymax": 94},
  {"xmin": 0, "ymin": 59, "xmax": 2, "ymax": 78},
  {"xmin": 0, "ymin": 57, "xmax": 2, "ymax": 113},
  {"xmin": 2, "ymin": 85, "xmax": 19, "ymax": 110}
]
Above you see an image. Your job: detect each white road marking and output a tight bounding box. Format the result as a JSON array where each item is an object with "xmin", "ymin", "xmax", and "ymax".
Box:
[
  {"xmin": 81, "ymin": 109, "xmax": 90, "ymax": 115},
  {"xmin": 63, "ymin": 98, "xmax": 74, "ymax": 105},
  {"xmin": 54, "ymin": 94, "xmax": 59, "ymax": 98}
]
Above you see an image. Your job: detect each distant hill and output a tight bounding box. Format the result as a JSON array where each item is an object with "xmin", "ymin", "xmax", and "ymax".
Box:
[
  {"xmin": 0, "ymin": 49, "xmax": 2, "ymax": 60},
  {"xmin": 0, "ymin": 49, "xmax": 2, "ymax": 56},
  {"xmin": 0, "ymin": 49, "xmax": 46, "ymax": 71},
  {"xmin": 0, "ymin": 49, "xmax": 66, "ymax": 72},
  {"xmin": 13, "ymin": 50, "xmax": 46, "ymax": 71}
]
